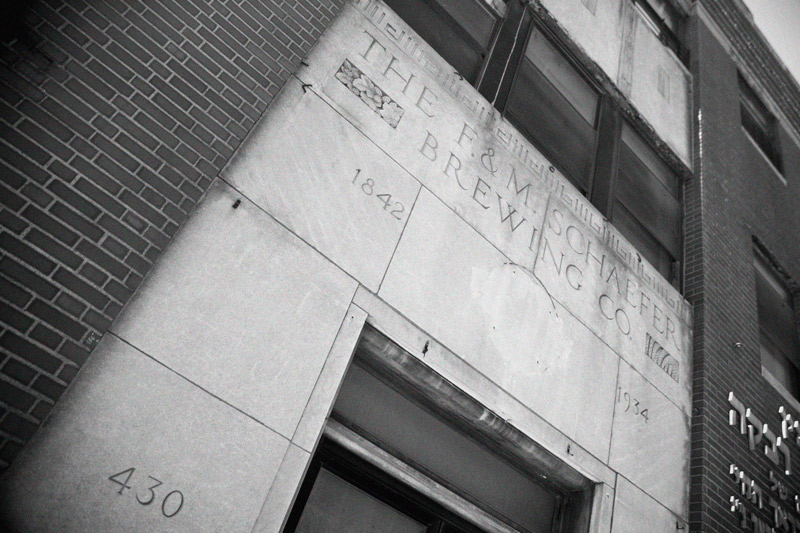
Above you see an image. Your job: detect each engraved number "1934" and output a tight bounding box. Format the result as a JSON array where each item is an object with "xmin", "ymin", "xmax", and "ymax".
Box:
[
  {"xmin": 617, "ymin": 386, "xmax": 649, "ymax": 423},
  {"xmin": 109, "ymin": 467, "xmax": 184, "ymax": 518}
]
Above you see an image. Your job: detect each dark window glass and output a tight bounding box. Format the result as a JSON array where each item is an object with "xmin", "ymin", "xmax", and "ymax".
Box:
[
  {"xmin": 295, "ymin": 467, "xmax": 428, "ymax": 532},
  {"xmin": 288, "ymin": 359, "xmax": 561, "ymax": 533},
  {"xmin": 755, "ymin": 255, "xmax": 800, "ymax": 398},
  {"xmin": 612, "ymin": 201, "xmax": 674, "ymax": 281},
  {"xmin": 636, "ymin": 0, "xmax": 680, "ymax": 34},
  {"xmin": 333, "ymin": 364, "xmax": 558, "ymax": 532},
  {"xmin": 613, "ymin": 123, "xmax": 681, "ymax": 282},
  {"xmin": 384, "ymin": 1, "xmax": 685, "ymax": 289},
  {"xmin": 739, "ymin": 73, "xmax": 783, "ymax": 173},
  {"xmin": 383, "ymin": 0, "xmax": 500, "ymax": 85},
  {"xmin": 505, "ymin": 27, "xmax": 599, "ymax": 193}
]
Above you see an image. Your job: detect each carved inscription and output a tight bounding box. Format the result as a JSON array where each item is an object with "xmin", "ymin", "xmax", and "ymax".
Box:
[
  {"xmin": 418, "ymin": 126, "xmax": 539, "ymax": 248},
  {"xmin": 336, "ymin": 59, "xmax": 404, "ymax": 128},
  {"xmin": 537, "ymin": 204, "xmax": 685, "ymax": 358},
  {"xmin": 645, "ymin": 333, "xmax": 679, "ymax": 382},
  {"xmin": 348, "ymin": 0, "xmax": 690, "ymax": 321},
  {"xmin": 107, "ymin": 467, "xmax": 185, "ymax": 518},
  {"xmin": 354, "ymin": 0, "xmax": 495, "ymax": 125},
  {"xmin": 616, "ymin": 385, "xmax": 650, "ymax": 423},
  {"xmin": 350, "ymin": 168, "xmax": 406, "ymax": 220}
]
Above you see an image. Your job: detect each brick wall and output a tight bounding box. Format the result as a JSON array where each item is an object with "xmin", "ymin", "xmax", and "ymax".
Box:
[
  {"xmin": 701, "ymin": 0, "xmax": 800, "ymax": 141},
  {"xmin": 0, "ymin": 0, "xmax": 344, "ymax": 472},
  {"xmin": 688, "ymin": 11, "xmax": 800, "ymax": 532}
]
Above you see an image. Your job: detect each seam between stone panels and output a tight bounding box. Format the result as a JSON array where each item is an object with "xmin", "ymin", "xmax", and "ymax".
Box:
[
  {"xmin": 377, "ymin": 184, "xmax": 421, "ymax": 294},
  {"xmin": 607, "ymin": 356, "xmax": 622, "ymax": 464},
  {"xmin": 297, "ymin": 82, "xmax": 522, "ymax": 272},
  {"xmin": 215, "ymin": 176, "xmax": 361, "ymax": 289},
  {"xmin": 276, "ymin": 75, "xmax": 694, "ymax": 416},
  {"xmin": 110, "ymin": 331, "xmax": 285, "ymax": 439}
]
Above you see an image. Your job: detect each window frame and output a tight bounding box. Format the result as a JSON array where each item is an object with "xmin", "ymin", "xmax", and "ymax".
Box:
[
  {"xmin": 286, "ymin": 324, "xmax": 599, "ymax": 533},
  {"xmin": 382, "ymin": 0, "xmax": 505, "ymax": 87},
  {"xmin": 500, "ymin": 17, "xmax": 684, "ymax": 288},
  {"xmin": 285, "ymin": 431, "xmax": 490, "ymax": 532},
  {"xmin": 755, "ymin": 250, "xmax": 800, "ymax": 400},
  {"xmin": 503, "ymin": 22, "xmax": 604, "ymax": 195},
  {"xmin": 631, "ymin": 0, "xmax": 688, "ymax": 65},
  {"xmin": 384, "ymin": 0, "xmax": 687, "ymax": 289},
  {"xmin": 739, "ymin": 72, "xmax": 784, "ymax": 175}
]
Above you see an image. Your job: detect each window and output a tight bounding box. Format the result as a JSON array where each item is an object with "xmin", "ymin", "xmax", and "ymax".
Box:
[
  {"xmin": 288, "ymin": 363, "xmax": 559, "ymax": 532},
  {"xmin": 287, "ymin": 325, "xmax": 593, "ymax": 532},
  {"xmin": 383, "ymin": 0, "xmax": 503, "ymax": 85},
  {"xmin": 613, "ymin": 123, "xmax": 682, "ymax": 282},
  {"xmin": 740, "ymin": 73, "xmax": 783, "ymax": 174},
  {"xmin": 755, "ymin": 254, "xmax": 800, "ymax": 398},
  {"xmin": 386, "ymin": 0, "xmax": 685, "ymax": 287},
  {"xmin": 288, "ymin": 438, "xmax": 483, "ymax": 532},
  {"xmin": 505, "ymin": 26, "xmax": 599, "ymax": 194},
  {"xmin": 504, "ymin": 25, "xmax": 682, "ymax": 285}
]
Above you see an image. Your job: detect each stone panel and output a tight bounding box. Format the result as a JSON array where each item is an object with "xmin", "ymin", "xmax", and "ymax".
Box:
[
  {"xmin": 223, "ymin": 79, "xmax": 420, "ymax": 291},
  {"xmin": 539, "ymin": 0, "xmax": 624, "ymax": 83},
  {"xmin": 612, "ymin": 475, "xmax": 687, "ymax": 532},
  {"xmin": 353, "ymin": 286, "xmax": 618, "ymax": 487},
  {"xmin": 379, "ymin": 189, "xmax": 618, "ymax": 460},
  {"xmin": 629, "ymin": 11, "xmax": 692, "ymax": 166},
  {"xmin": 534, "ymin": 195, "xmax": 692, "ymax": 414},
  {"xmin": 111, "ymin": 180, "xmax": 358, "ymax": 438},
  {"xmin": 608, "ymin": 360, "xmax": 690, "ymax": 519},
  {"xmin": 0, "ymin": 335, "xmax": 288, "ymax": 533},
  {"xmin": 295, "ymin": 0, "xmax": 553, "ymax": 270}
]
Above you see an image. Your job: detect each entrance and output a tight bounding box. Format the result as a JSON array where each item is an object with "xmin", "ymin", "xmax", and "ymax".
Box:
[
  {"xmin": 286, "ymin": 324, "xmax": 595, "ymax": 532},
  {"xmin": 287, "ymin": 437, "xmax": 484, "ymax": 532}
]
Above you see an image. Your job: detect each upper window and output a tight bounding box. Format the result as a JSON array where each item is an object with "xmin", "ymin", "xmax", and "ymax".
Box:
[
  {"xmin": 739, "ymin": 73, "xmax": 783, "ymax": 174},
  {"xmin": 755, "ymin": 254, "xmax": 800, "ymax": 398},
  {"xmin": 383, "ymin": 0, "xmax": 502, "ymax": 85},
  {"xmin": 386, "ymin": 1, "xmax": 685, "ymax": 288},
  {"xmin": 505, "ymin": 26, "xmax": 683, "ymax": 286},
  {"xmin": 505, "ymin": 26, "xmax": 599, "ymax": 194},
  {"xmin": 614, "ymin": 123, "xmax": 682, "ymax": 282}
]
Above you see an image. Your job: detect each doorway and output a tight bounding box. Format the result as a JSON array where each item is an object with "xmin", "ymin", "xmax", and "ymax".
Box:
[{"xmin": 286, "ymin": 324, "xmax": 595, "ymax": 532}]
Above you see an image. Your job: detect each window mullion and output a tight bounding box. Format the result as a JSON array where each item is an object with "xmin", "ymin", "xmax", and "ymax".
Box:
[
  {"xmin": 476, "ymin": 0, "xmax": 531, "ymax": 109},
  {"xmin": 588, "ymin": 96, "xmax": 623, "ymax": 218}
]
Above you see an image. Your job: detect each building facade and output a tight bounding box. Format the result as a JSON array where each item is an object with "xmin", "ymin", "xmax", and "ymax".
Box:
[{"xmin": 0, "ymin": 0, "xmax": 797, "ymax": 531}]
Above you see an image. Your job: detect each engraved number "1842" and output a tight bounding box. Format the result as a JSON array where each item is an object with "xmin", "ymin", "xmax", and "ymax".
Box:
[{"xmin": 351, "ymin": 169, "xmax": 405, "ymax": 220}]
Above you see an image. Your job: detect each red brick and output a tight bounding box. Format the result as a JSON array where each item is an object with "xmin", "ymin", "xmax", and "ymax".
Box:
[
  {"xmin": 0, "ymin": 413, "xmax": 39, "ymax": 441},
  {"xmin": 0, "ymin": 302, "xmax": 33, "ymax": 333},
  {"xmin": 0, "ymin": 380, "xmax": 35, "ymax": 411},
  {"xmin": 0, "ymin": 233, "xmax": 57, "ymax": 275},
  {"xmin": 30, "ymin": 375, "xmax": 66, "ymax": 401}
]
